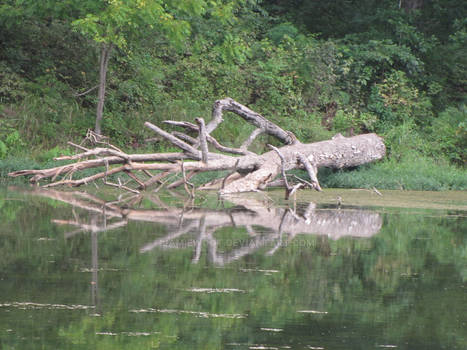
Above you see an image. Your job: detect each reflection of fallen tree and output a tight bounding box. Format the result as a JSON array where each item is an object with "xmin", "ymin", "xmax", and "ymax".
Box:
[{"xmin": 25, "ymin": 188, "xmax": 382, "ymax": 266}]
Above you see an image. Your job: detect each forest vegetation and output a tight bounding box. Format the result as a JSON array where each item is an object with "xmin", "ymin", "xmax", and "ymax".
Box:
[{"xmin": 0, "ymin": 0, "xmax": 466, "ymax": 190}]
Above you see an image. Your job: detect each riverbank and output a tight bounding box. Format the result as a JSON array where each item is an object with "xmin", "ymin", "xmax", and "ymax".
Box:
[
  {"xmin": 2, "ymin": 154, "xmax": 466, "ymax": 191},
  {"xmin": 319, "ymin": 155, "xmax": 467, "ymax": 191}
]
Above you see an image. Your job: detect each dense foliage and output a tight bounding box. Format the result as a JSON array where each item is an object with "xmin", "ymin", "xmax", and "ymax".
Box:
[{"xmin": 0, "ymin": 0, "xmax": 466, "ymax": 187}]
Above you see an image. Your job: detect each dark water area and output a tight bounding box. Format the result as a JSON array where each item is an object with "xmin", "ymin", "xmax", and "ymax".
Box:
[{"xmin": 0, "ymin": 186, "xmax": 466, "ymax": 350}]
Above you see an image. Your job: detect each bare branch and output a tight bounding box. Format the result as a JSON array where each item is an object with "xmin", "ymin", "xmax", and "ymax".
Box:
[
  {"xmin": 42, "ymin": 165, "xmax": 127, "ymax": 188},
  {"xmin": 197, "ymin": 172, "xmax": 243, "ymax": 191},
  {"xmin": 296, "ymin": 152, "xmax": 322, "ymax": 192},
  {"xmin": 208, "ymin": 98, "xmax": 296, "ymax": 145},
  {"xmin": 268, "ymin": 144, "xmax": 292, "ymax": 193},
  {"xmin": 222, "ymin": 159, "xmax": 240, "ymax": 190},
  {"xmin": 168, "ymin": 120, "xmax": 253, "ymax": 156},
  {"xmin": 163, "ymin": 120, "xmax": 198, "ymax": 130},
  {"xmin": 195, "ymin": 117, "xmax": 209, "ymax": 163},
  {"xmin": 85, "ymin": 129, "xmax": 109, "ymax": 145},
  {"xmin": 140, "ymin": 171, "xmax": 171, "ymax": 190},
  {"xmin": 72, "ymin": 85, "xmax": 99, "ymax": 97},
  {"xmin": 292, "ymin": 174, "xmax": 315, "ymax": 189},
  {"xmin": 166, "ymin": 171, "xmax": 197, "ymax": 189},
  {"xmin": 124, "ymin": 170, "xmax": 146, "ymax": 189},
  {"xmin": 181, "ymin": 162, "xmax": 195, "ymax": 198},
  {"xmin": 240, "ymin": 128, "xmax": 263, "ymax": 150},
  {"xmin": 145, "ymin": 122, "xmax": 200, "ymax": 158},
  {"xmin": 171, "ymin": 131, "xmax": 197, "ymax": 145},
  {"xmin": 207, "ymin": 136, "xmax": 254, "ymax": 156},
  {"xmin": 373, "ymin": 187, "xmax": 383, "ymax": 196},
  {"xmin": 67, "ymin": 142, "xmax": 89, "ymax": 152},
  {"xmin": 54, "ymin": 147, "xmax": 130, "ymax": 162},
  {"xmin": 154, "ymin": 175, "xmax": 174, "ymax": 193},
  {"xmin": 102, "ymin": 179, "xmax": 140, "ymax": 194}
]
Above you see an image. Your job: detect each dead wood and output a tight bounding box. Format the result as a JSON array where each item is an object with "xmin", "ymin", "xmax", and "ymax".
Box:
[{"xmin": 9, "ymin": 98, "xmax": 386, "ymax": 195}]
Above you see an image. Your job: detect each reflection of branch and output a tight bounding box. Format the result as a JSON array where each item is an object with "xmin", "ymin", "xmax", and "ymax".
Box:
[
  {"xmin": 192, "ymin": 217, "xmax": 207, "ymax": 263},
  {"xmin": 266, "ymin": 210, "xmax": 289, "ymax": 256},
  {"xmin": 139, "ymin": 221, "xmax": 198, "ymax": 253},
  {"xmin": 54, "ymin": 219, "xmax": 128, "ymax": 238},
  {"xmin": 207, "ymin": 233, "xmax": 280, "ymax": 266},
  {"xmin": 22, "ymin": 188, "xmax": 383, "ymax": 266}
]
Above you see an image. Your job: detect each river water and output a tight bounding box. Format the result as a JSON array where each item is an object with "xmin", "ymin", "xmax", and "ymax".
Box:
[{"xmin": 0, "ymin": 186, "xmax": 465, "ymax": 349}]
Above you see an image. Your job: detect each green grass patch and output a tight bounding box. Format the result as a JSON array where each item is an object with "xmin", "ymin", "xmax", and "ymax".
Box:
[
  {"xmin": 320, "ymin": 155, "xmax": 467, "ymax": 191},
  {"xmin": 0, "ymin": 157, "xmax": 40, "ymax": 184}
]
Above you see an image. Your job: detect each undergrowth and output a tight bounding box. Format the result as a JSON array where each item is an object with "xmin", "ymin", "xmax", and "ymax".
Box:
[{"xmin": 319, "ymin": 155, "xmax": 467, "ymax": 191}]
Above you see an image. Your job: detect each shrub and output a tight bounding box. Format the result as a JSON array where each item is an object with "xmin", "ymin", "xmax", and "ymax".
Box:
[{"xmin": 430, "ymin": 105, "xmax": 467, "ymax": 165}]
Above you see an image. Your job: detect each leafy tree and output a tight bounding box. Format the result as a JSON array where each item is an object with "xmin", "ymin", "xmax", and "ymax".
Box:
[{"xmin": 72, "ymin": 0, "xmax": 210, "ymax": 135}]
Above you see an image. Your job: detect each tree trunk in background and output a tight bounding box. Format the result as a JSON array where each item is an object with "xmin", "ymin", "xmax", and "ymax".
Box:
[
  {"xmin": 95, "ymin": 43, "xmax": 112, "ymax": 135},
  {"xmin": 401, "ymin": 0, "xmax": 424, "ymax": 11}
]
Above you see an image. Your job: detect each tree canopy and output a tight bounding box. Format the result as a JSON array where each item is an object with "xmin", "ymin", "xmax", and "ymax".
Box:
[{"xmin": 0, "ymin": 0, "xmax": 466, "ymax": 176}]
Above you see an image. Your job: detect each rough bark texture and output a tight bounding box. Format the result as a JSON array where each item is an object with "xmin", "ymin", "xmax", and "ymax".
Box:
[
  {"xmin": 9, "ymin": 98, "xmax": 386, "ymax": 195},
  {"xmin": 219, "ymin": 133, "xmax": 385, "ymax": 194}
]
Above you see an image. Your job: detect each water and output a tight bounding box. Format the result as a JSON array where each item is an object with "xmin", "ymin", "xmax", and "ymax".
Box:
[{"xmin": 0, "ymin": 186, "xmax": 466, "ymax": 350}]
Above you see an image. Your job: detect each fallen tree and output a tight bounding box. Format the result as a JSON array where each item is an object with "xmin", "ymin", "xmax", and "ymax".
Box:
[{"xmin": 9, "ymin": 98, "xmax": 386, "ymax": 195}]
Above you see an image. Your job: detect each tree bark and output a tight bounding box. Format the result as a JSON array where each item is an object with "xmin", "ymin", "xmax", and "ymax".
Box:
[
  {"xmin": 95, "ymin": 43, "xmax": 113, "ymax": 135},
  {"xmin": 9, "ymin": 98, "xmax": 386, "ymax": 195}
]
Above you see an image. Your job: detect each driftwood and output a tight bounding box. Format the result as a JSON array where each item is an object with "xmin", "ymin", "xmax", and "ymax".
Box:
[
  {"xmin": 9, "ymin": 98, "xmax": 386, "ymax": 195},
  {"xmin": 24, "ymin": 188, "xmax": 382, "ymax": 266}
]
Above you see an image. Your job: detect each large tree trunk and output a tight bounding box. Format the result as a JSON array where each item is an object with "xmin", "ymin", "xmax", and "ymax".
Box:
[
  {"xmin": 218, "ymin": 133, "xmax": 385, "ymax": 194},
  {"xmin": 9, "ymin": 98, "xmax": 386, "ymax": 195}
]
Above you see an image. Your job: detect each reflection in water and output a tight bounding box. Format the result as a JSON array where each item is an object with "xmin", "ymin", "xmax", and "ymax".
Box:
[
  {"xmin": 0, "ymin": 302, "xmax": 95, "ymax": 310},
  {"xmin": 25, "ymin": 188, "xmax": 382, "ymax": 266},
  {"xmin": 129, "ymin": 308, "xmax": 248, "ymax": 319},
  {"xmin": 1, "ymin": 187, "xmax": 465, "ymax": 350},
  {"xmin": 184, "ymin": 288, "xmax": 246, "ymax": 293}
]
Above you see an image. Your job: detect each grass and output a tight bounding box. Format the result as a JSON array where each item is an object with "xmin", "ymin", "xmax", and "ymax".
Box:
[
  {"xmin": 0, "ymin": 157, "xmax": 40, "ymax": 185},
  {"xmin": 319, "ymin": 155, "xmax": 467, "ymax": 191}
]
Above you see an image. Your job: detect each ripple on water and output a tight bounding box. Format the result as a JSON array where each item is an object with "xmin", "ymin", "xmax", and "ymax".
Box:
[
  {"xmin": 129, "ymin": 308, "xmax": 247, "ymax": 319},
  {"xmin": 184, "ymin": 287, "xmax": 246, "ymax": 293},
  {"xmin": 297, "ymin": 310, "xmax": 328, "ymax": 314},
  {"xmin": 260, "ymin": 328, "xmax": 283, "ymax": 332},
  {"xmin": 96, "ymin": 331, "xmax": 160, "ymax": 336},
  {"xmin": 240, "ymin": 268, "xmax": 280, "ymax": 274},
  {"xmin": 0, "ymin": 302, "xmax": 94, "ymax": 311}
]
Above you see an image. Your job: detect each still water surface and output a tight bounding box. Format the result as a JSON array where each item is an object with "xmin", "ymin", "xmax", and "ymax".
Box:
[{"xmin": 0, "ymin": 187, "xmax": 466, "ymax": 349}]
